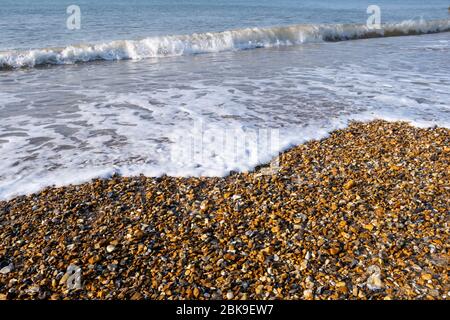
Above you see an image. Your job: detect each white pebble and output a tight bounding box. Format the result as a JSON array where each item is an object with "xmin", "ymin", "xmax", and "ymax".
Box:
[{"xmin": 0, "ymin": 263, "xmax": 14, "ymax": 274}]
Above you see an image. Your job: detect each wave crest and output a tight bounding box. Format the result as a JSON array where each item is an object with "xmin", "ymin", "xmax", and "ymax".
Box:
[{"xmin": 1, "ymin": 19, "xmax": 449, "ymax": 70}]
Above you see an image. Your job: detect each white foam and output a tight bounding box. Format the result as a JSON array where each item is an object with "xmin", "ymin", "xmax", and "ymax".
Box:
[
  {"xmin": 1, "ymin": 19, "xmax": 449, "ymax": 69},
  {"xmin": 1, "ymin": 32, "xmax": 449, "ymax": 201}
]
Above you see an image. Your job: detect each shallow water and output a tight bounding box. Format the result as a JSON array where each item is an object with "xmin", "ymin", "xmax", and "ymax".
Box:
[{"xmin": 0, "ymin": 1, "xmax": 449, "ymax": 199}]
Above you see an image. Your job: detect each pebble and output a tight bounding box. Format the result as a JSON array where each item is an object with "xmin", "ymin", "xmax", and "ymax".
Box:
[
  {"xmin": 131, "ymin": 292, "xmax": 143, "ymax": 300},
  {"xmin": 0, "ymin": 121, "xmax": 448, "ymax": 300},
  {"xmin": 0, "ymin": 264, "xmax": 13, "ymax": 275},
  {"xmin": 367, "ymin": 274, "xmax": 383, "ymax": 291},
  {"xmin": 421, "ymin": 273, "xmax": 432, "ymax": 281},
  {"xmin": 367, "ymin": 266, "xmax": 384, "ymax": 291},
  {"xmin": 329, "ymin": 247, "xmax": 340, "ymax": 255},
  {"xmin": 303, "ymin": 289, "xmax": 314, "ymax": 300},
  {"xmin": 193, "ymin": 288, "xmax": 200, "ymax": 298}
]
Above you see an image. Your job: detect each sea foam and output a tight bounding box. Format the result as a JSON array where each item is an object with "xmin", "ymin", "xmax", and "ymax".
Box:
[
  {"xmin": 0, "ymin": 26, "xmax": 449, "ymax": 201},
  {"xmin": 1, "ymin": 19, "xmax": 449, "ymax": 69}
]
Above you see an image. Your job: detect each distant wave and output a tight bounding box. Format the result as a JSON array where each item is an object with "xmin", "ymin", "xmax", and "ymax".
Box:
[{"xmin": 1, "ymin": 18, "xmax": 449, "ymax": 70}]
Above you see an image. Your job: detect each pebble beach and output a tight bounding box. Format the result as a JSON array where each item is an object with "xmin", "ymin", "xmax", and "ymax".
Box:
[{"xmin": 0, "ymin": 120, "xmax": 448, "ymax": 300}]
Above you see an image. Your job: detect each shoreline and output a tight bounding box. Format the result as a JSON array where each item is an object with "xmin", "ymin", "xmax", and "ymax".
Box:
[{"xmin": 0, "ymin": 120, "xmax": 448, "ymax": 300}]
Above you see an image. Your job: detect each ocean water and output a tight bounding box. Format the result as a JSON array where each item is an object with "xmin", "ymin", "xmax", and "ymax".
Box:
[{"xmin": 0, "ymin": 1, "xmax": 449, "ymax": 199}]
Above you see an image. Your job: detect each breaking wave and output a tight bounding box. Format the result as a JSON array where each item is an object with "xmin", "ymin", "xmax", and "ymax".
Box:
[{"xmin": 1, "ymin": 18, "xmax": 449, "ymax": 70}]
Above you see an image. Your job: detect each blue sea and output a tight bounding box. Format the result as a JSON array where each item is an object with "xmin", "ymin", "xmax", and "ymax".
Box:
[{"xmin": 0, "ymin": 0, "xmax": 449, "ymax": 199}]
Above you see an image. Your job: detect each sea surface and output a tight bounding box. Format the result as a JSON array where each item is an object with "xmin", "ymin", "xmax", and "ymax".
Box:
[{"xmin": 0, "ymin": 0, "xmax": 449, "ymax": 199}]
